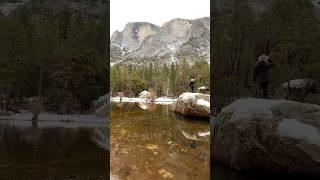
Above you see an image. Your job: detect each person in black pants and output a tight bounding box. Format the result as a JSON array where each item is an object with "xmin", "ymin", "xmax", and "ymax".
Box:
[
  {"xmin": 254, "ymin": 54, "xmax": 274, "ymax": 99},
  {"xmin": 189, "ymin": 79, "xmax": 195, "ymax": 93}
]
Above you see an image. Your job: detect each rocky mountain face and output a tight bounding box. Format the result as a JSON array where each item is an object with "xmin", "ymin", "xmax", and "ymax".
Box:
[
  {"xmin": 111, "ymin": 17, "xmax": 210, "ymax": 66},
  {"xmin": 0, "ymin": 0, "xmax": 30, "ymax": 16},
  {"xmin": 0, "ymin": 0, "xmax": 107, "ymax": 17},
  {"xmin": 216, "ymin": 0, "xmax": 320, "ymax": 14}
]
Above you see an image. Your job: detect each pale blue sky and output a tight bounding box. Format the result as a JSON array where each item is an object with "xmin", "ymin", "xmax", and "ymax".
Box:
[{"xmin": 110, "ymin": 0, "xmax": 210, "ymax": 36}]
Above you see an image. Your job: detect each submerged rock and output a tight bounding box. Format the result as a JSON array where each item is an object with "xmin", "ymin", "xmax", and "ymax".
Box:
[
  {"xmin": 212, "ymin": 98, "xmax": 320, "ymax": 177},
  {"xmin": 171, "ymin": 93, "xmax": 210, "ymax": 118}
]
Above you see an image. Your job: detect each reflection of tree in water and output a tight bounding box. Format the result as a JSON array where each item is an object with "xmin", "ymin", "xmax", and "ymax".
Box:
[
  {"xmin": 92, "ymin": 127, "xmax": 109, "ymax": 151},
  {"xmin": 31, "ymin": 121, "xmax": 39, "ymax": 179},
  {"xmin": 0, "ymin": 124, "xmax": 108, "ymax": 179},
  {"xmin": 0, "ymin": 125, "xmax": 4, "ymax": 143}
]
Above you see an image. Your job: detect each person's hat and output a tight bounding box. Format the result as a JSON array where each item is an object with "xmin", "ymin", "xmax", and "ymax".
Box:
[
  {"xmin": 258, "ymin": 54, "xmax": 270, "ymax": 61},
  {"xmin": 255, "ymin": 54, "xmax": 271, "ymax": 67},
  {"xmin": 190, "ymin": 79, "xmax": 195, "ymax": 82}
]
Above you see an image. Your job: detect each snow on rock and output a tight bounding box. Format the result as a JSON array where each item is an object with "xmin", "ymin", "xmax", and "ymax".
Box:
[
  {"xmin": 278, "ymin": 119, "xmax": 320, "ymax": 145},
  {"xmin": 281, "ymin": 79, "xmax": 314, "ymax": 89},
  {"xmin": 221, "ymin": 98, "xmax": 280, "ymax": 120},
  {"xmin": 138, "ymin": 90, "xmax": 151, "ymax": 99},
  {"xmin": 196, "ymin": 99, "xmax": 210, "ymax": 110},
  {"xmin": 213, "ymin": 98, "xmax": 320, "ymax": 176},
  {"xmin": 179, "ymin": 92, "xmax": 197, "ymax": 103},
  {"xmin": 198, "ymin": 86, "xmax": 209, "ymax": 90},
  {"xmin": 171, "ymin": 93, "xmax": 210, "ymax": 118}
]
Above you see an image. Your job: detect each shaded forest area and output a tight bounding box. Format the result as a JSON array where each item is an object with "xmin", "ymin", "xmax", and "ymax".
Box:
[
  {"xmin": 110, "ymin": 59, "xmax": 210, "ymax": 98},
  {"xmin": 212, "ymin": 0, "xmax": 320, "ymax": 112},
  {"xmin": 0, "ymin": 0, "xmax": 108, "ymax": 114}
]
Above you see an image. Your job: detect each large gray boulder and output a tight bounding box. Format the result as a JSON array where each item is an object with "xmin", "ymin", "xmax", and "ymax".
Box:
[
  {"xmin": 171, "ymin": 93, "xmax": 210, "ymax": 118},
  {"xmin": 212, "ymin": 98, "xmax": 320, "ymax": 177}
]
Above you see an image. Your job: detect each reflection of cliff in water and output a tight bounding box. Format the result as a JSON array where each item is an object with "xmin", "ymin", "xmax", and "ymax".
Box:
[{"xmin": 0, "ymin": 121, "xmax": 108, "ymax": 179}]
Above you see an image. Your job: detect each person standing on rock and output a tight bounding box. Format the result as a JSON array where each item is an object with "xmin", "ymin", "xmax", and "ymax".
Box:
[
  {"xmin": 254, "ymin": 54, "xmax": 274, "ymax": 99},
  {"xmin": 189, "ymin": 79, "xmax": 195, "ymax": 93}
]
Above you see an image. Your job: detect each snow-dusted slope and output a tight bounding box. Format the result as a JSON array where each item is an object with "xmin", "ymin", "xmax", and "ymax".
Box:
[
  {"xmin": 0, "ymin": 0, "xmax": 30, "ymax": 16},
  {"xmin": 216, "ymin": 0, "xmax": 320, "ymax": 14},
  {"xmin": 111, "ymin": 17, "xmax": 210, "ymax": 66},
  {"xmin": 0, "ymin": 0, "xmax": 107, "ymax": 17}
]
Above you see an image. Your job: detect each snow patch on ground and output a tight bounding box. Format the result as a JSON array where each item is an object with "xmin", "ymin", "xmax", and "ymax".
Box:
[
  {"xmin": 0, "ymin": 112, "xmax": 105, "ymax": 123},
  {"xmin": 0, "ymin": 112, "xmax": 107, "ymax": 129},
  {"xmin": 154, "ymin": 97, "xmax": 176, "ymax": 105},
  {"xmin": 278, "ymin": 119, "xmax": 320, "ymax": 145},
  {"xmin": 155, "ymin": 96, "xmax": 175, "ymax": 102},
  {"xmin": 111, "ymin": 97, "xmax": 148, "ymax": 103},
  {"xmin": 110, "ymin": 96, "xmax": 176, "ymax": 104}
]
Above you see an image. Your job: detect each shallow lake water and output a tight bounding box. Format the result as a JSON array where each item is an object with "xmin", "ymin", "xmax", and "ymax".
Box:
[
  {"xmin": 110, "ymin": 102, "xmax": 210, "ymax": 180},
  {"xmin": 0, "ymin": 113, "xmax": 109, "ymax": 180}
]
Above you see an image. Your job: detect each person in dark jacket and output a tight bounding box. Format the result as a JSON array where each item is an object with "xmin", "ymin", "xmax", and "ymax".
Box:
[
  {"xmin": 189, "ymin": 79, "xmax": 195, "ymax": 93},
  {"xmin": 254, "ymin": 54, "xmax": 274, "ymax": 98}
]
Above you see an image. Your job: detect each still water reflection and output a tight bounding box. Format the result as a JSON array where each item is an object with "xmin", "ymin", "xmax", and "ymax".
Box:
[
  {"xmin": 110, "ymin": 102, "xmax": 210, "ymax": 180},
  {"xmin": 0, "ymin": 114, "xmax": 108, "ymax": 180}
]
